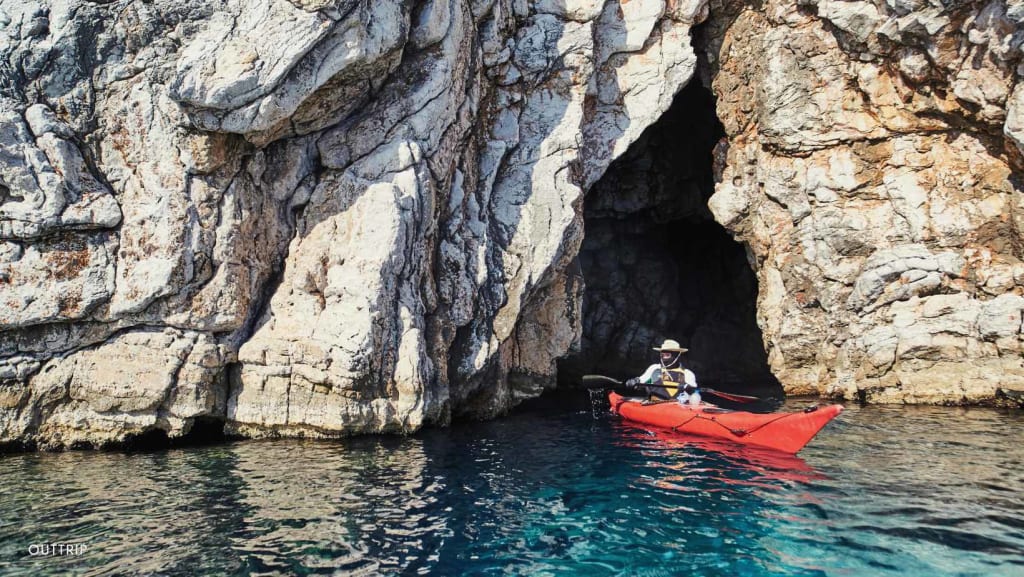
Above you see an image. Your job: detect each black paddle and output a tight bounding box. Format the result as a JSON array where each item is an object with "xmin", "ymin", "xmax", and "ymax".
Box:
[{"xmin": 582, "ymin": 374, "xmax": 763, "ymax": 404}]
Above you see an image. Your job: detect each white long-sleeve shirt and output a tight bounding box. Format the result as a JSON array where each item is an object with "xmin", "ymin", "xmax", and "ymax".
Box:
[{"xmin": 638, "ymin": 364, "xmax": 697, "ymax": 387}]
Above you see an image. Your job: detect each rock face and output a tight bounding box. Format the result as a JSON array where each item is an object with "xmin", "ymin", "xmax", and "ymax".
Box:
[
  {"xmin": 0, "ymin": 0, "xmax": 710, "ymax": 448},
  {"xmin": 703, "ymin": 0, "xmax": 1024, "ymax": 403},
  {"xmin": 1, "ymin": 0, "xmax": 1022, "ymax": 449}
]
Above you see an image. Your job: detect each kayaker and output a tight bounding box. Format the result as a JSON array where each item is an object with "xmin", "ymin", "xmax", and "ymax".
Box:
[{"xmin": 625, "ymin": 339, "xmax": 700, "ymax": 405}]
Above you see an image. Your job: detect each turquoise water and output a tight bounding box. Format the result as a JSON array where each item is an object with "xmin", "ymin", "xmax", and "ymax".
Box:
[{"xmin": 1, "ymin": 395, "xmax": 1023, "ymax": 575}]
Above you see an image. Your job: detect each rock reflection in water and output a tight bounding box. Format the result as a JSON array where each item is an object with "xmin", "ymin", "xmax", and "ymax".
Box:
[
  {"xmin": 0, "ymin": 448, "xmax": 249, "ymax": 574},
  {"xmin": 227, "ymin": 438, "xmax": 446, "ymax": 575},
  {"xmin": 1, "ymin": 401, "xmax": 1023, "ymax": 576},
  {"xmin": 0, "ymin": 438, "xmax": 448, "ymax": 576}
]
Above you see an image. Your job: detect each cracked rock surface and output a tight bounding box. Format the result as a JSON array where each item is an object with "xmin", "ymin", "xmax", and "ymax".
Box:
[
  {"xmin": 1, "ymin": 0, "xmax": 708, "ymax": 448},
  {"xmin": 703, "ymin": 0, "xmax": 1024, "ymax": 404}
]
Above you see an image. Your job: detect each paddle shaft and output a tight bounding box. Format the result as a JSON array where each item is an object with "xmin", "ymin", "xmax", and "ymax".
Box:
[{"xmin": 581, "ymin": 374, "xmax": 762, "ymax": 403}]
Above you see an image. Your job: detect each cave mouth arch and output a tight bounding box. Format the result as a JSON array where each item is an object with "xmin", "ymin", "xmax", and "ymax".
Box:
[{"xmin": 558, "ymin": 80, "xmax": 782, "ymax": 399}]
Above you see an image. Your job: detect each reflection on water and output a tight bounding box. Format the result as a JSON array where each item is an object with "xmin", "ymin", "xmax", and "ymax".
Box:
[
  {"xmin": 617, "ymin": 426, "xmax": 826, "ymax": 485},
  {"xmin": 0, "ymin": 400, "xmax": 1022, "ymax": 575}
]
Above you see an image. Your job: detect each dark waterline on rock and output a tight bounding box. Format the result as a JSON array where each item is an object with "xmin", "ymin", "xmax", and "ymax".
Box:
[{"xmin": 1, "ymin": 395, "xmax": 1022, "ymax": 575}]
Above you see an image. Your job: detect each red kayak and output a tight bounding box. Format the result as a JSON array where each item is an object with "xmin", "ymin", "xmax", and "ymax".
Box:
[{"xmin": 609, "ymin": 392, "xmax": 843, "ymax": 454}]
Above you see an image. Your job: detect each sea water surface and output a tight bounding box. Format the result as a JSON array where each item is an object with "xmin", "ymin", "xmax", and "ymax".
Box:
[{"xmin": 1, "ymin": 394, "xmax": 1023, "ymax": 576}]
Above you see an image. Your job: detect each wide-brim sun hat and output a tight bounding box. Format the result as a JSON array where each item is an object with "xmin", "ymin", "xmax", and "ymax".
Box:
[{"xmin": 653, "ymin": 339, "xmax": 688, "ymax": 353}]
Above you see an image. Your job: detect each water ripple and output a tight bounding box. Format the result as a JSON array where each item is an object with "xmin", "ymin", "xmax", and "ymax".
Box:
[{"xmin": 1, "ymin": 401, "xmax": 1022, "ymax": 575}]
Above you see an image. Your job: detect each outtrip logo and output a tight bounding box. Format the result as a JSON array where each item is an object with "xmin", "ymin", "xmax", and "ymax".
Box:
[{"xmin": 26, "ymin": 543, "xmax": 88, "ymax": 557}]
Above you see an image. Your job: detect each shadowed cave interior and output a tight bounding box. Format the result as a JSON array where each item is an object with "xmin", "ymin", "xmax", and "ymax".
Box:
[{"xmin": 558, "ymin": 80, "xmax": 783, "ymax": 399}]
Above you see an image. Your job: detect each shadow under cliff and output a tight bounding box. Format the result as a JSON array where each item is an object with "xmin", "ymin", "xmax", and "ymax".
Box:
[{"xmin": 559, "ymin": 80, "xmax": 782, "ymax": 400}]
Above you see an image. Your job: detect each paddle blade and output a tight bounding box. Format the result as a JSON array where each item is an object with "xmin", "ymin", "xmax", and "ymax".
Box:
[
  {"xmin": 582, "ymin": 375, "xmax": 623, "ymax": 389},
  {"xmin": 701, "ymin": 388, "xmax": 762, "ymax": 403}
]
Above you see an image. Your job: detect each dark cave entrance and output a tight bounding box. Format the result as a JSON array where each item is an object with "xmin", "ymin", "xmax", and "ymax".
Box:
[{"xmin": 559, "ymin": 80, "xmax": 782, "ymax": 398}]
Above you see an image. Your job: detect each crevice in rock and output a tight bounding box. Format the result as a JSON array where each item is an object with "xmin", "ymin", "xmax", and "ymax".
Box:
[
  {"xmin": 217, "ymin": 148, "xmax": 321, "ymax": 416},
  {"xmin": 120, "ymin": 416, "xmax": 227, "ymax": 452},
  {"xmin": 0, "ymin": 181, "xmax": 20, "ymax": 204},
  {"xmin": 558, "ymin": 79, "xmax": 783, "ymax": 399},
  {"xmin": 0, "ymin": 440, "xmax": 36, "ymax": 455},
  {"xmin": 0, "ymin": 417, "xmax": 229, "ymax": 454}
]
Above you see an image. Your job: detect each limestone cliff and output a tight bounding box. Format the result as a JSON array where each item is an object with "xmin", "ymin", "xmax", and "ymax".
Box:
[
  {"xmin": 0, "ymin": 0, "xmax": 708, "ymax": 448},
  {"xmin": 0, "ymin": 0, "xmax": 1021, "ymax": 449},
  {"xmin": 704, "ymin": 0, "xmax": 1024, "ymax": 404}
]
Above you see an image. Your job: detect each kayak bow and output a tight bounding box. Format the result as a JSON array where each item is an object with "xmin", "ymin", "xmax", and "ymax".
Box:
[{"xmin": 609, "ymin": 392, "xmax": 843, "ymax": 454}]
